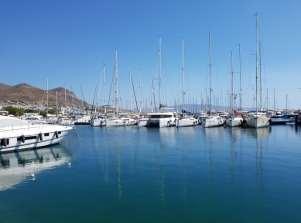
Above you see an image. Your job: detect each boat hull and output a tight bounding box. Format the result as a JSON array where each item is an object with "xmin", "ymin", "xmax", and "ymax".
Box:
[
  {"xmin": 0, "ymin": 131, "xmax": 70, "ymax": 153},
  {"xmin": 176, "ymin": 118, "xmax": 198, "ymax": 127},
  {"xmin": 246, "ymin": 115, "xmax": 270, "ymax": 128},
  {"xmin": 202, "ymin": 116, "xmax": 225, "ymax": 128},
  {"xmin": 226, "ymin": 117, "xmax": 243, "ymax": 127}
]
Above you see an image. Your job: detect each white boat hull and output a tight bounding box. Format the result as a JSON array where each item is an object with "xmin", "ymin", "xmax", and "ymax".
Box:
[
  {"xmin": 105, "ymin": 118, "xmax": 125, "ymax": 127},
  {"xmin": 138, "ymin": 118, "xmax": 148, "ymax": 127},
  {"xmin": 226, "ymin": 117, "xmax": 243, "ymax": 127},
  {"xmin": 0, "ymin": 130, "xmax": 70, "ymax": 153},
  {"xmin": 246, "ymin": 114, "xmax": 270, "ymax": 128},
  {"xmin": 176, "ymin": 117, "xmax": 198, "ymax": 127},
  {"xmin": 203, "ymin": 116, "xmax": 225, "ymax": 128},
  {"xmin": 91, "ymin": 118, "xmax": 105, "ymax": 127}
]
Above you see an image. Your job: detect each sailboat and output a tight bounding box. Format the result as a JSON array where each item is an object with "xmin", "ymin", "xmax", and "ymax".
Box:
[
  {"xmin": 145, "ymin": 38, "xmax": 177, "ymax": 128},
  {"xmin": 176, "ymin": 40, "xmax": 198, "ymax": 127},
  {"xmin": 202, "ymin": 32, "xmax": 225, "ymax": 128},
  {"xmin": 105, "ymin": 49, "xmax": 126, "ymax": 127},
  {"xmin": 226, "ymin": 51, "xmax": 243, "ymax": 127},
  {"xmin": 246, "ymin": 14, "xmax": 270, "ymax": 128}
]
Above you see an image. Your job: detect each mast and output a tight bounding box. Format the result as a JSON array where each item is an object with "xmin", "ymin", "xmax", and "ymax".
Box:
[
  {"xmin": 181, "ymin": 40, "xmax": 185, "ymax": 111},
  {"xmin": 46, "ymin": 78, "xmax": 48, "ymax": 116},
  {"xmin": 103, "ymin": 64, "xmax": 107, "ymax": 106},
  {"xmin": 266, "ymin": 88, "xmax": 269, "ymax": 111},
  {"xmin": 208, "ymin": 32, "xmax": 213, "ymax": 114},
  {"xmin": 259, "ymin": 40, "xmax": 263, "ymax": 110},
  {"xmin": 285, "ymin": 94, "xmax": 288, "ymax": 113},
  {"xmin": 238, "ymin": 44, "xmax": 242, "ymax": 110},
  {"xmin": 130, "ymin": 72, "xmax": 139, "ymax": 113},
  {"xmin": 255, "ymin": 13, "xmax": 259, "ymax": 113},
  {"xmin": 114, "ymin": 49, "xmax": 119, "ymax": 115},
  {"xmin": 273, "ymin": 88, "xmax": 276, "ymax": 111},
  {"xmin": 230, "ymin": 51, "xmax": 234, "ymax": 114},
  {"xmin": 55, "ymin": 91, "xmax": 58, "ymax": 117},
  {"xmin": 64, "ymin": 87, "xmax": 66, "ymax": 106},
  {"xmin": 158, "ymin": 37, "xmax": 162, "ymax": 108}
]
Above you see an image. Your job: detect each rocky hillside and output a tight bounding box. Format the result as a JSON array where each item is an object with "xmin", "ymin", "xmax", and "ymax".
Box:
[{"xmin": 0, "ymin": 83, "xmax": 85, "ymax": 107}]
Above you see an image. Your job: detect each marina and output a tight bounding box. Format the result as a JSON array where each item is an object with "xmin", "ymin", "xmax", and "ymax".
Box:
[
  {"xmin": 0, "ymin": 125, "xmax": 301, "ymax": 222},
  {"xmin": 1, "ymin": 0, "xmax": 301, "ymax": 222}
]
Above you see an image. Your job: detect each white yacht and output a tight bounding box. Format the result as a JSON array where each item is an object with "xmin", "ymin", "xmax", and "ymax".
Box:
[
  {"xmin": 246, "ymin": 112, "xmax": 270, "ymax": 128},
  {"xmin": 176, "ymin": 115, "xmax": 198, "ymax": 127},
  {"xmin": 74, "ymin": 115, "xmax": 91, "ymax": 125},
  {"xmin": 105, "ymin": 117, "xmax": 125, "ymax": 127},
  {"xmin": 146, "ymin": 112, "xmax": 176, "ymax": 128},
  {"xmin": 226, "ymin": 116, "xmax": 243, "ymax": 127},
  {"xmin": 0, "ymin": 115, "xmax": 72, "ymax": 152},
  {"xmin": 90, "ymin": 116, "xmax": 106, "ymax": 127},
  {"xmin": 202, "ymin": 115, "xmax": 225, "ymax": 128},
  {"xmin": 137, "ymin": 116, "xmax": 149, "ymax": 127},
  {"xmin": 246, "ymin": 15, "xmax": 270, "ymax": 129}
]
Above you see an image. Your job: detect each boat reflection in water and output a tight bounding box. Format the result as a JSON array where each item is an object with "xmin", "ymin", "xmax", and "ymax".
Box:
[{"xmin": 0, "ymin": 145, "xmax": 71, "ymax": 191}]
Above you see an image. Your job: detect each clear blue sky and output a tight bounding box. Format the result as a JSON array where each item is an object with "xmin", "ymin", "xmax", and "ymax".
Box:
[{"xmin": 0, "ymin": 0, "xmax": 301, "ymax": 109}]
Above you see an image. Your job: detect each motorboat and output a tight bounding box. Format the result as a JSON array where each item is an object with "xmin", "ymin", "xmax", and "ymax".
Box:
[
  {"xmin": 202, "ymin": 115, "xmax": 225, "ymax": 128},
  {"xmin": 146, "ymin": 112, "xmax": 176, "ymax": 128},
  {"xmin": 0, "ymin": 115, "xmax": 72, "ymax": 152},
  {"xmin": 270, "ymin": 114, "xmax": 295, "ymax": 125}
]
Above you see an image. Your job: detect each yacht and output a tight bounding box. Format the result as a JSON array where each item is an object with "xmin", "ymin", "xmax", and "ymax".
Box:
[
  {"xmin": 270, "ymin": 113, "xmax": 295, "ymax": 125},
  {"xmin": 74, "ymin": 115, "xmax": 91, "ymax": 125},
  {"xmin": 202, "ymin": 115, "xmax": 225, "ymax": 128},
  {"xmin": 225, "ymin": 51, "xmax": 243, "ymax": 127},
  {"xmin": 226, "ymin": 115, "xmax": 243, "ymax": 127},
  {"xmin": 105, "ymin": 116, "xmax": 125, "ymax": 127},
  {"xmin": 146, "ymin": 112, "xmax": 176, "ymax": 128},
  {"xmin": 246, "ymin": 15, "xmax": 270, "ymax": 129},
  {"xmin": 246, "ymin": 112, "xmax": 270, "ymax": 128},
  {"xmin": 176, "ymin": 114, "xmax": 198, "ymax": 127},
  {"xmin": 0, "ymin": 115, "xmax": 72, "ymax": 152},
  {"xmin": 137, "ymin": 116, "xmax": 149, "ymax": 127},
  {"xmin": 90, "ymin": 116, "xmax": 106, "ymax": 127}
]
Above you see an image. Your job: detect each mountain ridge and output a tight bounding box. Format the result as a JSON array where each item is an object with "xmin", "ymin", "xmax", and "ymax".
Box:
[{"xmin": 0, "ymin": 82, "xmax": 85, "ymax": 107}]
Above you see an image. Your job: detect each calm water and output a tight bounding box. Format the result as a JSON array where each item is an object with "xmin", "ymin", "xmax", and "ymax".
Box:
[{"xmin": 0, "ymin": 125, "xmax": 301, "ymax": 223}]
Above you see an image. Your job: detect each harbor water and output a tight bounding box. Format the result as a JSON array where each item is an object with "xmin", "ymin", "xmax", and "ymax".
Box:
[{"xmin": 0, "ymin": 125, "xmax": 301, "ymax": 223}]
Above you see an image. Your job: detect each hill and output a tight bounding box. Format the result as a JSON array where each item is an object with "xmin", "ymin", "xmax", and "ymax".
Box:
[{"xmin": 0, "ymin": 83, "xmax": 85, "ymax": 107}]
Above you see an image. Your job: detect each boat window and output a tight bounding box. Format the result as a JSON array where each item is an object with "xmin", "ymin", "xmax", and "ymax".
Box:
[
  {"xmin": 17, "ymin": 137, "xmax": 24, "ymax": 142},
  {"xmin": 44, "ymin": 133, "xmax": 50, "ymax": 136},
  {"xmin": 25, "ymin": 136, "xmax": 37, "ymax": 140},
  {"xmin": 0, "ymin": 139, "xmax": 9, "ymax": 146},
  {"xmin": 150, "ymin": 115, "xmax": 172, "ymax": 118}
]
